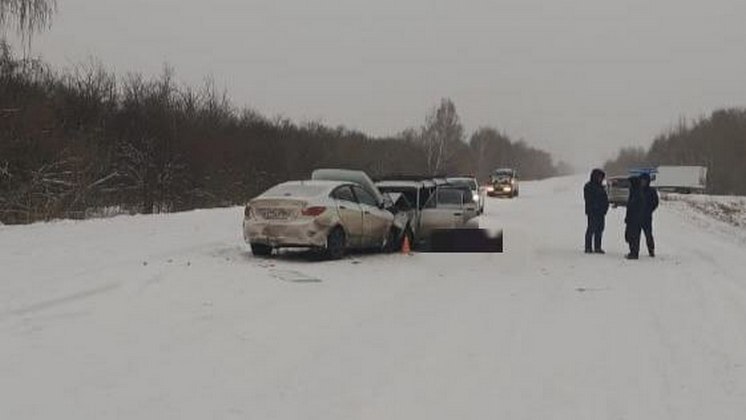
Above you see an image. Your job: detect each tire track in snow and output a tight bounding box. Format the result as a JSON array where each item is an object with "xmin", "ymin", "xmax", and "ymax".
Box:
[{"xmin": 3, "ymin": 282, "xmax": 120, "ymax": 319}]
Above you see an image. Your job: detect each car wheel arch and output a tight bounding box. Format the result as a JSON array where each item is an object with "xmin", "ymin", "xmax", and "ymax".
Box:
[
  {"xmin": 330, "ymin": 224, "xmax": 348, "ymax": 241},
  {"xmin": 323, "ymin": 225, "xmax": 348, "ymax": 260}
]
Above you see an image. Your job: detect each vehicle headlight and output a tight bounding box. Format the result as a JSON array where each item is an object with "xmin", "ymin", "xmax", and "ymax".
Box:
[
  {"xmin": 486, "ymin": 186, "xmax": 495, "ymax": 192},
  {"xmin": 473, "ymin": 193, "xmax": 480, "ymax": 202},
  {"xmin": 502, "ymin": 186, "xmax": 512, "ymax": 192}
]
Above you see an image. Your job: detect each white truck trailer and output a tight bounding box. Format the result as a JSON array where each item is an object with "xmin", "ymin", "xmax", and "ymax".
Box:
[{"xmin": 653, "ymin": 166, "xmax": 708, "ymax": 193}]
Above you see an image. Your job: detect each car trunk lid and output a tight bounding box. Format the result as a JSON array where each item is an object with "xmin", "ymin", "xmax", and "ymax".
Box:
[{"xmin": 249, "ymin": 198, "xmax": 307, "ymax": 221}]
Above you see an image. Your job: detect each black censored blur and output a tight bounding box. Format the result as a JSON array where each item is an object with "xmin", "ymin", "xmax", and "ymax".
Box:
[{"xmin": 427, "ymin": 229, "xmax": 503, "ymax": 253}]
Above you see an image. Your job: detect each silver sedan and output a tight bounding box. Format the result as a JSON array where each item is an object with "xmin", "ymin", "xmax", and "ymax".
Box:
[{"xmin": 244, "ymin": 180, "xmax": 396, "ymax": 259}]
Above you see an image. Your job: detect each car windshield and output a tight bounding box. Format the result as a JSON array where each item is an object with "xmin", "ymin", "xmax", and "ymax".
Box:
[
  {"xmin": 437, "ymin": 189, "xmax": 463, "ymax": 206},
  {"xmin": 261, "ymin": 183, "xmax": 328, "ymax": 198}
]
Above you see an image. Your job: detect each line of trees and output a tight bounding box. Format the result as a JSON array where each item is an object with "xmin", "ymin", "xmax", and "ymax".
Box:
[
  {"xmin": 0, "ymin": 43, "xmax": 564, "ymax": 224},
  {"xmin": 605, "ymin": 109, "xmax": 746, "ymax": 195}
]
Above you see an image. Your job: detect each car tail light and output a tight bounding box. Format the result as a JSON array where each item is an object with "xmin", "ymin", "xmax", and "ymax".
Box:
[{"xmin": 301, "ymin": 206, "xmax": 326, "ymax": 217}]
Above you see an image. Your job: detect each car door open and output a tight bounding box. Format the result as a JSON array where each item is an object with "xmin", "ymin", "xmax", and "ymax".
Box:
[
  {"xmin": 461, "ymin": 189, "xmax": 479, "ymax": 222},
  {"xmin": 419, "ymin": 187, "xmax": 466, "ymax": 240}
]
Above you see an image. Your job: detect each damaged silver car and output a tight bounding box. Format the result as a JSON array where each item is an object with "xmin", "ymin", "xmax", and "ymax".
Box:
[
  {"xmin": 244, "ymin": 170, "xmax": 410, "ymax": 259},
  {"xmin": 376, "ymin": 177, "xmax": 480, "ymax": 248}
]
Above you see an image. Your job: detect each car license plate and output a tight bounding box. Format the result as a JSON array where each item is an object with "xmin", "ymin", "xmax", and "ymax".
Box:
[{"xmin": 260, "ymin": 208, "xmax": 291, "ymax": 220}]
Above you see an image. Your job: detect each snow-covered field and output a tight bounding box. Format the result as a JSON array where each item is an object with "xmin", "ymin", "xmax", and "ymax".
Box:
[{"xmin": 2, "ymin": 175, "xmax": 746, "ymax": 419}]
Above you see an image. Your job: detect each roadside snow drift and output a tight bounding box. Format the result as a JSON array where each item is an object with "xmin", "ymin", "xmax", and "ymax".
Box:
[
  {"xmin": 2, "ymin": 175, "xmax": 746, "ymax": 419},
  {"xmin": 663, "ymin": 192, "xmax": 746, "ymax": 229}
]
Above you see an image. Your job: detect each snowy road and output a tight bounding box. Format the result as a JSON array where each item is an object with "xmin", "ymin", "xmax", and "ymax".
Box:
[{"xmin": 2, "ymin": 175, "xmax": 746, "ymax": 419}]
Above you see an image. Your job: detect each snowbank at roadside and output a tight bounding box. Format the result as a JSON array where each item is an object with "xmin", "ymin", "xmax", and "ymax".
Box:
[{"xmin": 662, "ymin": 193, "xmax": 746, "ymax": 228}]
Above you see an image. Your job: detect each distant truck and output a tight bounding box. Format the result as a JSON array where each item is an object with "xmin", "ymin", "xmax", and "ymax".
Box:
[{"xmin": 653, "ymin": 166, "xmax": 708, "ymax": 194}]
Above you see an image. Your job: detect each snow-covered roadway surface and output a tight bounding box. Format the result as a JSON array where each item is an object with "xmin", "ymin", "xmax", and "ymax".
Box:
[{"xmin": 2, "ymin": 175, "xmax": 746, "ymax": 419}]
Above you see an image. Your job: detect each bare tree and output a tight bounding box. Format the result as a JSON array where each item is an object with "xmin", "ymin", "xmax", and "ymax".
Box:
[
  {"xmin": 420, "ymin": 98, "xmax": 464, "ymax": 175},
  {"xmin": 0, "ymin": 0, "xmax": 56, "ymax": 40}
]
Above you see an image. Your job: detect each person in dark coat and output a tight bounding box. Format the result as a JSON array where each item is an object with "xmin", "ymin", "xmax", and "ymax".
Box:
[
  {"xmin": 584, "ymin": 168, "xmax": 609, "ymax": 253},
  {"xmin": 639, "ymin": 173, "xmax": 659, "ymax": 257},
  {"xmin": 624, "ymin": 176, "xmax": 645, "ymax": 259}
]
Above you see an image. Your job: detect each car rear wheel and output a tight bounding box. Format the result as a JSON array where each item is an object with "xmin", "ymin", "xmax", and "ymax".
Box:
[
  {"xmin": 250, "ymin": 243, "xmax": 273, "ymax": 257},
  {"xmin": 325, "ymin": 227, "xmax": 346, "ymax": 260}
]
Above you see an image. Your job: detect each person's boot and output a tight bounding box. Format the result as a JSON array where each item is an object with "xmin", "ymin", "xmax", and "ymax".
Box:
[
  {"xmin": 649, "ymin": 249, "xmax": 655, "ymax": 258},
  {"xmin": 585, "ymin": 249, "xmax": 593, "ymax": 254},
  {"xmin": 625, "ymin": 253, "xmax": 639, "ymax": 260},
  {"xmin": 594, "ymin": 249, "xmax": 605, "ymax": 254}
]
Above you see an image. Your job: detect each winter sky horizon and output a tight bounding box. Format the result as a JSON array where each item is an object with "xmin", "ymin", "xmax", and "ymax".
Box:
[{"xmin": 16, "ymin": 0, "xmax": 746, "ymax": 168}]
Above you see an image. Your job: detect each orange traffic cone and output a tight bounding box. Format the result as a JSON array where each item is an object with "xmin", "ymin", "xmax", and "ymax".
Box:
[{"xmin": 401, "ymin": 234, "xmax": 411, "ymax": 254}]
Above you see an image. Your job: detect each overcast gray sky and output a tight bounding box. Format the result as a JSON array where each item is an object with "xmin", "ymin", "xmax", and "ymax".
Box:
[{"xmin": 18, "ymin": 0, "xmax": 746, "ymax": 168}]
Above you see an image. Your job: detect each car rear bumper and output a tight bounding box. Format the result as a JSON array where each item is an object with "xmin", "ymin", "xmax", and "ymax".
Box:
[{"xmin": 243, "ymin": 218, "xmax": 330, "ymax": 248}]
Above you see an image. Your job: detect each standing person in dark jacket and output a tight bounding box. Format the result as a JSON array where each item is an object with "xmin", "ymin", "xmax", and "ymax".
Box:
[
  {"xmin": 639, "ymin": 173, "xmax": 659, "ymax": 257},
  {"xmin": 625, "ymin": 176, "xmax": 645, "ymax": 259},
  {"xmin": 584, "ymin": 169, "xmax": 609, "ymax": 254}
]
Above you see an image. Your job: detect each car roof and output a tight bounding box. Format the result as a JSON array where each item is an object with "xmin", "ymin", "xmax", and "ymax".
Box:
[
  {"xmin": 260, "ymin": 180, "xmax": 349, "ymax": 196},
  {"xmin": 284, "ymin": 179, "xmax": 347, "ymax": 187},
  {"xmin": 440, "ymin": 184, "xmax": 471, "ymax": 190},
  {"xmin": 375, "ymin": 174, "xmax": 437, "ymax": 181},
  {"xmin": 377, "ymin": 180, "xmax": 428, "ymax": 188},
  {"xmin": 311, "ymin": 168, "xmax": 385, "ymax": 204}
]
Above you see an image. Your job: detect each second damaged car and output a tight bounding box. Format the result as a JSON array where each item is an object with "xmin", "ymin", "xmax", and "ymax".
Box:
[{"xmin": 244, "ymin": 179, "xmax": 401, "ymax": 259}]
